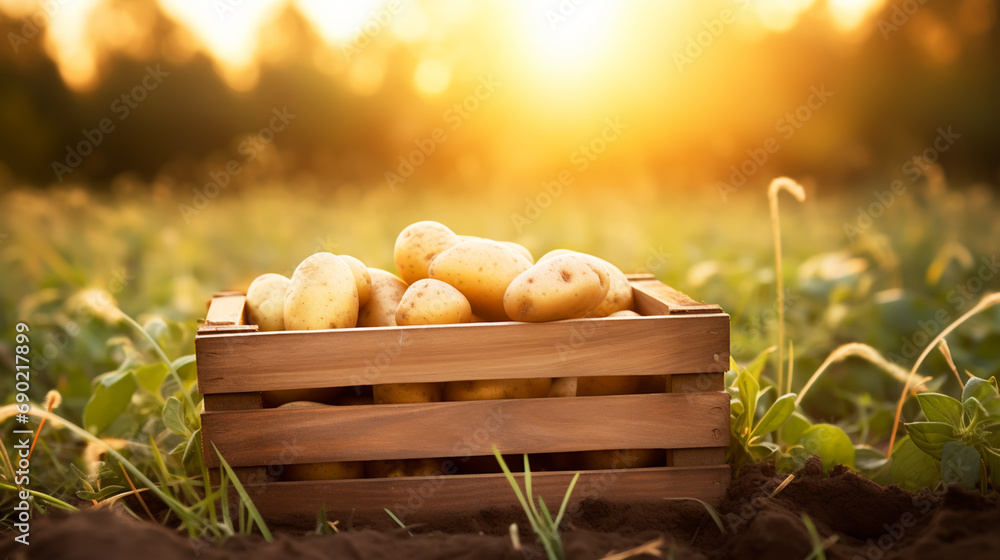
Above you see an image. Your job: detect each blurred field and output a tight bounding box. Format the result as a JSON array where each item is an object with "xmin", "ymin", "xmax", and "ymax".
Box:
[{"xmin": 3, "ymin": 171, "xmax": 999, "ymax": 435}]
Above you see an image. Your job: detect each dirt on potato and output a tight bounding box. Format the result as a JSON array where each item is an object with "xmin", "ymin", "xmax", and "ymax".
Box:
[{"xmin": 4, "ymin": 457, "xmax": 999, "ymax": 560}]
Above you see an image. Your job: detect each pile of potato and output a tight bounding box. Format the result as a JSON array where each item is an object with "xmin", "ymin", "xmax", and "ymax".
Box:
[{"xmin": 241, "ymin": 221, "xmax": 660, "ymax": 479}]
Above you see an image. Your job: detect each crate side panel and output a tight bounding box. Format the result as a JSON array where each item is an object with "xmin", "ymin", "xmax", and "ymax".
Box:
[
  {"xmin": 201, "ymin": 392, "xmax": 730, "ymax": 468},
  {"xmin": 195, "ymin": 314, "xmax": 729, "ymax": 393},
  {"xmin": 246, "ymin": 465, "xmax": 731, "ymax": 527}
]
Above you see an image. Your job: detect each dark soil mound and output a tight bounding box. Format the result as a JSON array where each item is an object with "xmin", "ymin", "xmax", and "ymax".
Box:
[{"xmin": 4, "ymin": 457, "xmax": 999, "ymax": 559}]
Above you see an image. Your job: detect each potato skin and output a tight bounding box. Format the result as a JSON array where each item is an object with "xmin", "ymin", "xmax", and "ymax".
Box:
[
  {"xmin": 444, "ymin": 378, "xmax": 551, "ymax": 401},
  {"xmin": 338, "ymin": 255, "xmax": 372, "ymax": 306},
  {"xmin": 395, "ymin": 279, "xmax": 472, "ymax": 326},
  {"xmin": 357, "ymin": 268, "xmax": 408, "ymax": 327},
  {"xmin": 501, "ymin": 241, "xmax": 534, "ymax": 264},
  {"xmin": 394, "ymin": 221, "xmax": 461, "ymax": 285},
  {"xmin": 503, "ymin": 254, "xmax": 610, "ymax": 322},
  {"xmin": 373, "ymin": 382, "xmax": 442, "ymax": 404},
  {"xmin": 428, "ymin": 240, "xmax": 531, "ymax": 320},
  {"xmin": 608, "ymin": 309, "xmax": 640, "ymax": 317},
  {"xmin": 576, "ymin": 376, "xmax": 640, "ymax": 396},
  {"xmin": 262, "ymin": 387, "xmax": 342, "ymax": 407},
  {"xmin": 540, "ymin": 250, "xmax": 633, "ymax": 317},
  {"xmin": 282, "ymin": 461, "xmax": 365, "ymax": 481},
  {"xmin": 245, "ymin": 273, "xmax": 290, "ymax": 331},
  {"xmin": 284, "ymin": 253, "xmax": 359, "ymax": 330}
]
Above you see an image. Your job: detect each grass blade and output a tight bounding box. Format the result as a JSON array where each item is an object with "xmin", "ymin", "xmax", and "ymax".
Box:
[
  {"xmin": 553, "ymin": 472, "xmax": 580, "ymax": 528},
  {"xmin": 664, "ymin": 497, "xmax": 726, "ymax": 534},
  {"xmin": 212, "ymin": 443, "xmax": 272, "ymax": 542}
]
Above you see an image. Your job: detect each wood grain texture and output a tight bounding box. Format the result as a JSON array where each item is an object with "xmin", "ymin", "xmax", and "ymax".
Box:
[
  {"xmin": 201, "ymin": 392, "xmax": 730, "ymax": 468},
  {"xmin": 204, "ymin": 293, "xmax": 248, "ymax": 326},
  {"xmin": 631, "ymin": 279, "xmax": 723, "ymax": 315},
  {"xmin": 243, "ymin": 465, "xmax": 731, "ymax": 527},
  {"xmin": 196, "ymin": 313, "xmax": 729, "ymax": 393},
  {"xmin": 666, "ymin": 373, "xmax": 727, "ymax": 466}
]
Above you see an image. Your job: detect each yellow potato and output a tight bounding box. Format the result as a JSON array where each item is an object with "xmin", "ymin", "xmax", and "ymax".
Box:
[
  {"xmin": 501, "ymin": 241, "xmax": 534, "ymax": 264},
  {"xmin": 365, "ymin": 458, "xmax": 441, "ymax": 478},
  {"xmin": 394, "ymin": 221, "xmax": 461, "ymax": 285},
  {"xmin": 503, "ymin": 253, "xmax": 610, "ymax": 322},
  {"xmin": 428, "ymin": 240, "xmax": 531, "ymax": 320},
  {"xmin": 608, "ymin": 310, "xmax": 640, "ymax": 317},
  {"xmin": 263, "ymin": 387, "xmax": 342, "ymax": 407},
  {"xmin": 373, "ymin": 382, "xmax": 442, "ymax": 404},
  {"xmin": 357, "ymin": 268, "xmax": 408, "ymax": 327},
  {"xmin": 284, "ymin": 253, "xmax": 359, "ymax": 330},
  {"xmin": 275, "ymin": 400, "xmax": 333, "ymax": 410},
  {"xmin": 444, "ymin": 378, "xmax": 551, "ymax": 401},
  {"xmin": 576, "ymin": 376, "xmax": 640, "ymax": 396},
  {"xmin": 579, "ymin": 449, "xmax": 664, "ymax": 469},
  {"xmin": 539, "ymin": 250, "xmax": 633, "ymax": 317},
  {"xmin": 395, "ymin": 279, "xmax": 472, "ymax": 326},
  {"xmin": 283, "ymin": 461, "xmax": 364, "ymax": 481},
  {"xmin": 245, "ymin": 273, "xmax": 290, "ymax": 331},
  {"xmin": 338, "ymin": 255, "xmax": 372, "ymax": 306}
]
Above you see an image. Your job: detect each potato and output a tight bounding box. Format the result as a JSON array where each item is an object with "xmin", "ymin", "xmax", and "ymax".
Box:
[
  {"xmin": 263, "ymin": 387, "xmax": 342, "ymax": 407},
  {"xmin": 394, "ymin": 221, "xmax": 461, "ymax": 284},
  {"xmin": 338, "ymin": 255, "xmax": 372, "ymax": 306},
  {"xmin": 284, "ymin": 253, "xmax": 359, "ymax": 330},
  {"xmin": 576, "ymin": 376, "xmax": 640, "ymax": 396},
  {"xmin": 275, "ymin": 400, "xmax": 332, "ymax": 410},
  {"xmin": 245, "ymin": 273, "xmax": 290, "ymax": 331},
  {"xmin": 579, "ymin": 449, "xmax": 664, "ymax": 469},
  {"xmin": 395, "ymin": 279, "xmax": 472, "ymax": 326},
  {"xmin": 608, "ymin": 310, "xmax": 640, "ymax": 317},
  {"xmin": 357, "ymin": 268, "xmax": 408, "ymax": 327},
  {"xmin": 503, "ymin": 253, "xmax": 610, "ymax": 322},
  {"xmin": 283, "ymin": 461, "xmax": 364, "ymax": 481},
  {"xmin": 501, "ymin": 241, "xmax": 534, "ymax": 264},
  {"xmin": 373, "ymin": 382, "xmax": 442, "ymax": 404},
  {"xmin": 539, "ymin": 250, "xmax": 633, "ymax": 317},
  {"xmin": 365, "ymin": 458, "xmax": 441, "ymax": 478},
  {"xmin": 428, "ymin": 240, "xmax": 532, "ymax": 320},
  {"xmin": 444, "ymin": 378, "xmax": 551, "ymax": 401}
]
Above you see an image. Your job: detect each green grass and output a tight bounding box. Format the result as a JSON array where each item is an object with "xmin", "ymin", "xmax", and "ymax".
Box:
[{"xmin": 2, "ymin": 173, "xmax": 1000, "ymax": 537}]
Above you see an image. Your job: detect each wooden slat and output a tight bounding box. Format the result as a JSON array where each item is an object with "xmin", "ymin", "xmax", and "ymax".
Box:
[
  {"xmin": 631, "ymin": 279, "xmax": 722, "ymax": 315},
  {"xmin": 667, "ymin": 373, "xmax": 727, "ymax": 466},
  {"xmin": 245, "ymin": 465, "xmax": 731, "ymax": 527},
  {"xmin": 195, "ymin": 313, "xmax": 730, "ymax": 393},
  {"xmin": 201, "ymin": 392, "xmax": 730, "ymax": 468},
  {"xmin": 204, "ymin": 293, "xmax": 248, "ymax": 326}
]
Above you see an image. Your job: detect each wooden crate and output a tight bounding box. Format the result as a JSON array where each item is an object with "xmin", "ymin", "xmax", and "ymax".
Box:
[{"xmin": 195, "ymin": 274, "xmax": 731, "ymax": 527}]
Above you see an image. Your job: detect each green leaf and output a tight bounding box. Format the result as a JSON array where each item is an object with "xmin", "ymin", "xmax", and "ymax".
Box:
[
  {"xmin": 76, "ymin": 485, "xmax": 126, "ymax": 501},
  {"xmin": 744, "ymin": 345, "xmax": 777, "ymax": 381},
  {"xmin": 135, "ymin": 362, "xmax": 170, "ymax": 394},
  {"xmin": 982, "ymin": 447, "xmax": 1000, "ymax": 491},
  {"xmin": 162, "ymin": 396, "xmax": 191, "ymax": 437},
  {"xmin": 730, "ymin": 399, "xmax": 745, "ymax": 418},
  {"xmin": 940, "ymin": 441, "xmax": 981, "ymax": 490},
  {"xmin": 752, "ymin": 393, "xmax": 797, "ymax": 439},
  {"xmin": 83, "ymin": 369, "xmax": 137, "ymax": 435},
  {"xmin": 750, "ymin": 441, "xmax": 780, "ymax": 460},
  {"xmin": 780, "ymin": 411, "xmax": 812, "ymax": 446},
  {"xmin": 916, "ymin": 393, "xmax": 963, "ymax": 429},
  {"xmin": 889, "ymin": 436, "xmax": 941, "ymax": 491},
  {"xmin": 799, "ymin": 423, "xmax": 855, "ymax": 473},
  {"xmin": 962, "ymin": 376, "xmax": 999, "ymax": 406},
  {"xmin": 854, "ymin": 446, "xmax": 889, "ymax": 473},
  {"xmin": 736, "ymin": 369, "xmax": 760, "ymax": 433},
  {"xmin": 905, "ymin": 422, "xmax": 957, "ymax": 460},
  {"xmin": 963, "ymin": 397, "xmax": 991, "ymax": 430}
]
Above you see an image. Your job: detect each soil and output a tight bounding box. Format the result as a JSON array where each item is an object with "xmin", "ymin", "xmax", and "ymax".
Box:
[{"xmin": 4, "ymin": 457, "xmax": 999, "ymax": 560}]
